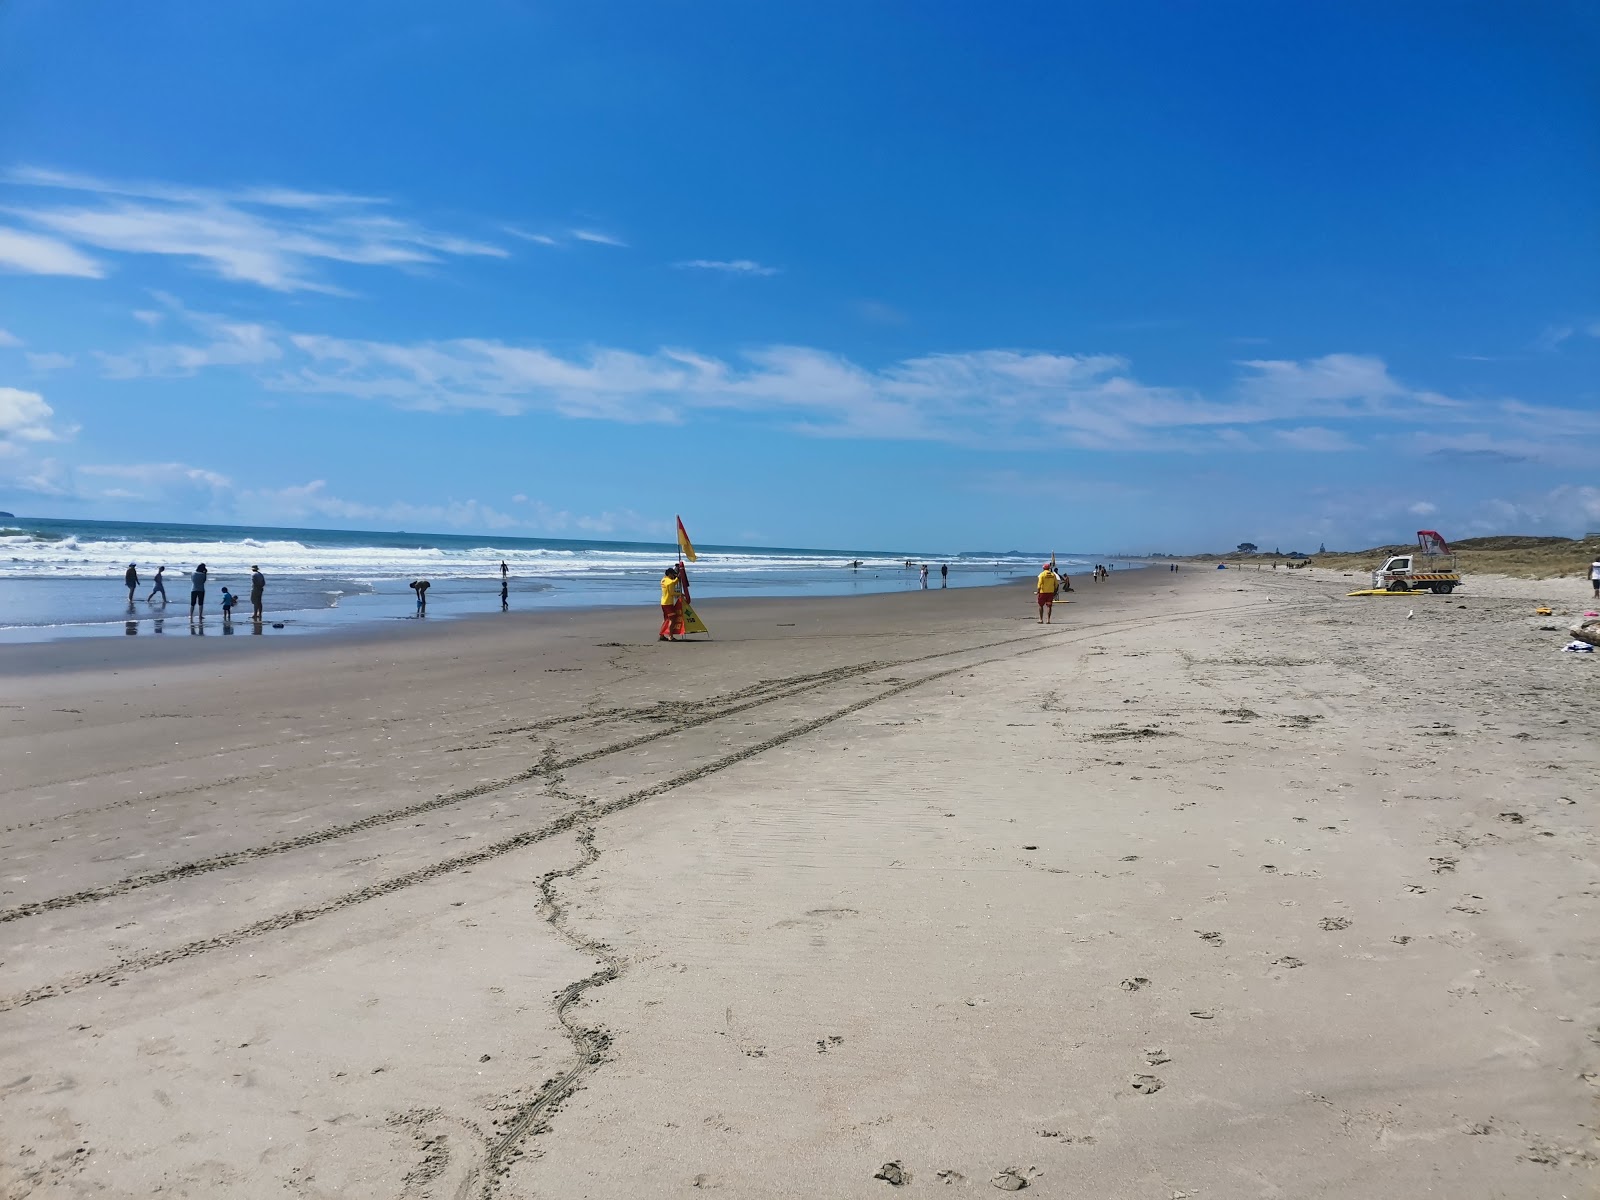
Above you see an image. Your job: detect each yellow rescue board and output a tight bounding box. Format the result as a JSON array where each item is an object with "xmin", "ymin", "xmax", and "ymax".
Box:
[{"xmin": 1346, "ymin": 589, "xmax": 1426, "ymax": 597}]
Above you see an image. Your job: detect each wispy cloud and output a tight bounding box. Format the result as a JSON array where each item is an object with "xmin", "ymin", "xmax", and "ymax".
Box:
[
  {"xmin": 0, "ymin": 226, "xmax": 105, "ymax": 277},
  {"xmin": 0, "ymin": 328, "xmax": 22, "ymax": 347},
  {"xmin": 675, "ymin": 259, "xmax": 779, "ymax": 276},
  {"xmin": 99, "ymin": 302, "xmax": 281, "ymax": 378},
  {"xmin": 569, "ymin": 229, "xmax": 627, "ymax": 247},
  {"xmin": 91, "ymin": 308, "xmax": 1599, "ymax": 460},
  {"xmin": 3, "ymin": 166, "xmax": 506, "ymax": 292},
  {"xmin": 504, "ymin": 225, "xmax": 559, "ymax": 246},
  {"xmin": 25, "ymin": 352, "xmax": 73, "ymax": 372}
]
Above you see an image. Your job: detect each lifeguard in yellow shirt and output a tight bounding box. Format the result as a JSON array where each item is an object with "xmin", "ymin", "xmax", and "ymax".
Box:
[
  {"xmin": 1035, "ymin": 564, "xmax": 1059, "ymax": 624},
  {"xmin": 659, "ymin": 566, "xmax": 683, "ymax": 641}
]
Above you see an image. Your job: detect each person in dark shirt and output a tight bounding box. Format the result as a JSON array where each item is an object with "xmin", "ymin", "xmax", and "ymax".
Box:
[
  {"xmin": 410, "ymin": 579, "xmax": 430, "ymax": 616},
  {"xmin": 124, "ymin": 563, "xmax": 139, "ymax": 604},
  {"xmin": 250, "ymin": 566, "xmax": 266, "ymax": 620}
]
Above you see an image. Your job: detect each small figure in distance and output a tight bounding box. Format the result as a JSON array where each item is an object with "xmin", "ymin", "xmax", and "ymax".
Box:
[
  {"xmin": 409, "ymin": 579, "xmax": 430, "ymax": 616},
  {"xmin": 124, "ymin": 562, "xmax": 139, "ymax": 606},
  {"xmin": 189, "ymin": 563, "xmax": 208, "ymax": 620},
  {"xmin": 147, "ymin": 565, "xmax": 168, "ymax": 604},
  {"xmin": 919, "ymin": 563, "xmax": 929, "ymax": 589},
  {"xmin": 250, "ymin": 565, "xmax": 266, "ymax": 621},
  {"xmin": 1035, "ymin": 562, "xmax": 1059, "ymax": 624},
  {"xmin": 1591, "ymin": 557, "xmax": 1600, "ymax": 599},
  {"xmin": 500, "ymin": 576, "xmax": 509, "ymax": 612},
  {"xmin": 940, "ymin": 562, "xmax": 948, "ymax": 588},
  {"xmin": 501, "ymin": 560, "xmax": 509, "ymax": 580},
  {"xmin": 659, "ymin": 564, "xmax": 682, "ymax": 641},
  {"xmin": 220, "ymin": 586, "xmax": 238, "ymax": 625}
]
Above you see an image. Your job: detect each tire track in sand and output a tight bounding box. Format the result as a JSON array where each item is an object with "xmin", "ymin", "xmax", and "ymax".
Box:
[
  {"xmin": 0, "ymin": 640, "xmax": 1054, "ymax": 1013},
  {"xmin": 1, "ymin": 598, "xmax": 1296, "ymax": 929}
]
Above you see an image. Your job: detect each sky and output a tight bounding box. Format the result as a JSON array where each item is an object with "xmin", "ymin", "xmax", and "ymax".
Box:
[{"xmin": 1, "ymin": 1, "xmax": 1597, "ymax": 553}]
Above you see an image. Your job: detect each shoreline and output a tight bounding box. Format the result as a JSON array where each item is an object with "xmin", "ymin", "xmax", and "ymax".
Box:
[{"xmin": 2, "ymin": 565, "xmax": 1594, "ymax": 1197}]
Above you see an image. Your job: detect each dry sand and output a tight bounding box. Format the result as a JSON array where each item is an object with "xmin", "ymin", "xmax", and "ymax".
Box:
[{"xmin": 2, "ymin": 568, "xmax": 1596, "ymax": 1198}]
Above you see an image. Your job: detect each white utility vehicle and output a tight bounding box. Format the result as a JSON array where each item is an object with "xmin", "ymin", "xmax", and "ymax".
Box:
[{"xmin": 1372, "ymin": 530, "xmax": 1462, "ymax": 594}]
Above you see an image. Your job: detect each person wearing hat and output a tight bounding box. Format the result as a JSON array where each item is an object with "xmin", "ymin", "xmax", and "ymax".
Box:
[
  {"xmin": 1035, "ymin": 562, "xmax": 1060, "ymax": 624},
  {"xmin": 1590, "ymin": 557, "xmax": 1600, "ymax": 599},
  {"xmin": 124, "ymin": 562, "xmax": 139, "ymax": 605},
  {"xmin": 659, "ymin": 565, "xmax": 683, "ymax": 641},
  {"xmin": 250, "ymin": 565, "xmax": 266, "ymax": 621}
]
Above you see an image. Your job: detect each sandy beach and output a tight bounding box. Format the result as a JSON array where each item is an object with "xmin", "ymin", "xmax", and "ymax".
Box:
[{"xmin": 2, "ymin": 567, "xmax": 1596, "ymax": 1198}]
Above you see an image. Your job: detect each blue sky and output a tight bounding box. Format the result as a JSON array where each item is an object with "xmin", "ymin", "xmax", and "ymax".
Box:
[{"xmin": 1, "ymin": 1, "xmax": 1596, "ymax": 552}]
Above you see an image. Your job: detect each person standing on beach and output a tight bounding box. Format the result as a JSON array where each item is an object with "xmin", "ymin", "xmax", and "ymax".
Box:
[
  {"xmin": 659, "ymin": 565, "xmax": 682, "ymax": 641},
  {"xmin": 250, "ymin": 566, "xmax": 266, "ymax": 621},
  {"xmin": 919, "ymin": 563, "xmax": 929, "ymax": 589},
  {"xmin": 124, "ymin": 563, "xmax": 139, "ymax": 604},
  {"xmin": 188, "ymin": 563, "xmax": 208, "ymax": 619},
  {"xmin": 1591, "ymin": 558, "xmax": 1600, "ymax": 599},
  {"xmin": 500, "ymin": 560, "xmax": 509, "ymax": 581},
  {"xmin": 147, "ymin": 565, "xmax": 167, "ymax": 604},
  {"xmin": 1035, "ymin": 562, "xmax": 1059, "ymax": 624},
  {"xmin": 940, "ymin": 563, "xmax": 948, "ymax": 588},
  {"xmin": 500, "ymin": 577, "xmax": 509, "ymax": 612}
]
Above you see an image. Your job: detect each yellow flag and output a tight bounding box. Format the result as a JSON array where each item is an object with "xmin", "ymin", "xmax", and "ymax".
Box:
[
  {"xmin": 676, "ymin": 515, "xmax": 697, "ymax": 562},
  {"xmin": 680, "ymin": 602, "xmax": 709, "ymax": 635}
]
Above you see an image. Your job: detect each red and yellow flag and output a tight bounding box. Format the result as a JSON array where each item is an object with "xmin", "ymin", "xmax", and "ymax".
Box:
[{"xmin": 676, "ymin": 515, "xmax": 698, "ymax": 562}]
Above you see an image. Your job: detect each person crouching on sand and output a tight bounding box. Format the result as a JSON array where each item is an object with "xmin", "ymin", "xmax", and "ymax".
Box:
[
  {"xmin": 1036, "ymin": 562, "xmax": 1059, "ymax": 624},
  {"xmin": 659, "ymin": 565, "xmax": 682, "ymax": 641}
]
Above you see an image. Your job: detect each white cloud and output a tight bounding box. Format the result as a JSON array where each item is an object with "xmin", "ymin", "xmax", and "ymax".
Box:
[
  {"xmin": 676, "ymin": 259, "xmax": 780, "ymax": 276},
  {"xmin": 25, "ymin": 352, "xmax": 73, "ymax": 372},
  {"xmin": 131, "ymin": 309, "xmax": 164, "ymax": 327},
  {"xmin": 1408, "ymin": 501, "xmax": 1438, "ymax": 517},
  {"xmin": 504, "ymin": 226, "xmax": 559, "ymax": 247},
  {"xmin": 0, "ymin": 226, "xmax": 105, "ymax": 277},
  {"xmin": 4, "ymin": 167, "xmax": 505, "ymax": 292},
  {"xmin": 80, "ymin": 461, "xmax": 232, "ymax": 492},
  {"xmin": 99, "ymin": 304, "xmax": 281, "ymax": 378},
  {"xmin": 570, "ymin": 229, "xmax": 626, "ymax": 247},
  {"xmin": 0, "ymin": 328, "xmax": 22, "ymax": 347},
  {"xmin": 1273, "ymin": 426, "xmax": 1356, "ymax": 452},
  {"xmin": 235, "ymin": 479, "xmax": 642, "ymax": 537},
  {"xmin": 0, "ymin": 386, "xmax": 71, "ymax": 443},
  {"xmin": 87, "ymin": 313, "xmax": 1600, "ymax": 460}
]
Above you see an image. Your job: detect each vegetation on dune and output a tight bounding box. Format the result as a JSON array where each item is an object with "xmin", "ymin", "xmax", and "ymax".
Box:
[{"xmin": 1179, "ymin": 534, "xmax": 1599, "ymax": 579}]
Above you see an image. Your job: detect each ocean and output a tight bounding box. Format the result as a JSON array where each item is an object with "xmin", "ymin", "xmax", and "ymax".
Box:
[{"xmin": 0, "ymin": 517, "xmax": 1104, "ymax": 642}]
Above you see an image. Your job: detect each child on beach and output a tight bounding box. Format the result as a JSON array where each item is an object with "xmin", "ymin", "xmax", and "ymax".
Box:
[
  {"xmin": 220, "ymin": 588, "xmax": 237, "ymax": 623},
  {"xmin": 147, "ymin": 566, "xmax": 167, "ymax": 603}
]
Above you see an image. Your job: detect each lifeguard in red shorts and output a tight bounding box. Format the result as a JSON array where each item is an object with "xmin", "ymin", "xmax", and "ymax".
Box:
[
  {"xmin": 659, "ymin": 565, "xmax": 683, "ymax": 641},
  {"xmin": 1035, "ymin": 563, "xmax": 1059, "ymax": 624}
]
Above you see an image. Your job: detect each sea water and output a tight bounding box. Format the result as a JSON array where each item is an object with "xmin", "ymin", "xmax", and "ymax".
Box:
[{"xmin": 0, "ymin": 517, "xmax": 1106, "ymax": 643}]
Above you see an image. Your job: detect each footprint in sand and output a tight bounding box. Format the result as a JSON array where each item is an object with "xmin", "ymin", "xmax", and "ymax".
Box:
[
  {"xmin": 1144, "ymin": 1048, "xmax": 1171, "ymax": 1065},
  {"xmin": 1129, "ymin": 1073, "xmax": 1165, "ymax": 1094},
  {"xmin": 1318, "ymin": 917, "xmax": 1351, "ymax": 931},
  {"xmin": 1272, "ymin": 956, "xmax": 1305, "ymax": 970},
  {"xmin": 874, "ymin": 1162, "xmax": 909, "ymax": 1186},
  {"xmin": 991, "ymin": 1167, "xmax": 1031, "ymax": 1190},
  {"xmin": 1430, "ymin": 857, "xmax": 1458, "ymax": 874},
  {"xmin": 1196, "ymin": 930, "xmax": 1224, "ymax": 945},
  {"xmin": 816, "ymin": 1036, "xmax": 844, "ymax": 1053},
  {"xmin": 1120, "ymin": 977, "xmax": 1151, "ymax": 992}
]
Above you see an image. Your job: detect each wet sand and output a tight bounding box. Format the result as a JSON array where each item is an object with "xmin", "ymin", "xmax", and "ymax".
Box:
[{"xmin": 1, "ymin": 569, "xmax": 1596, "ymax": 1197}]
